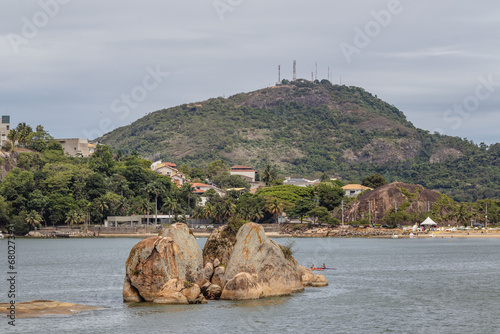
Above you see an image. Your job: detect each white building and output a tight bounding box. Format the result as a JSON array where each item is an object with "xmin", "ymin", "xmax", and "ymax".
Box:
[
  {"xmin": 230, "ymin": 165, "xmax": 257, "ymax": 182},
  {"xmin": 0, "ymin": 115, "xmax": 10, "ymax": 148},
  {"xmin": 342, "ymin": 184, "xmax": 372, "ymax": 197}
]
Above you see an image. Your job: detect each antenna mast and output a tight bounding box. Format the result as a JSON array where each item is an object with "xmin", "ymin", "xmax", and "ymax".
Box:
[
  {"xmin": 278, "ymin": 65, "xmax": 281, "ymax": 84},
  {"xmin": 315, "ymin": 62, "xmax": 317, "ymax": 81},
  {"xmin": 293, "ymin": 60, "xmax": 296, "ymax": 81}
]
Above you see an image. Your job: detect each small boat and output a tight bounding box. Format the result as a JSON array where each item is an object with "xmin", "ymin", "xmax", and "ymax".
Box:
[
  {"xmin": 310, "ymin": 267, "xmax": 336, "ymax": 271},
  {"xmin": 391, "ymin": 234, "xmax": 398, "ymax": 239}
]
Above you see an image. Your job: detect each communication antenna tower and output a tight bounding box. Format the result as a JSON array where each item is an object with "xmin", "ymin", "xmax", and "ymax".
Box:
[
  {"xmin": 278, "ymin": 65, "xmax": 281, "ymax": 84},
  {"xmin": 315, "ymin": 62, "xmax": 317, "ymax": 81},
  {"xmin": 293, "ymin": 60, "xmax": 296, "ymax": 81},
  {"xmin": 328, "ymin": 67, "xmax": 330, "ymax": 81},
  {"xmin": 311, "ymin": 72, "xmax": 314, "ymax": 81}
]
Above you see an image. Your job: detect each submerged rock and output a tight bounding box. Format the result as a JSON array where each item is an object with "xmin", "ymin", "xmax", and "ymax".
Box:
[
  {"xmin": 123, "ymin": 223, "xmax": 204, "ymax": 302},
  {"xmin": 0, "ymin": 300, "xmax": 102, "ymax": 318}
]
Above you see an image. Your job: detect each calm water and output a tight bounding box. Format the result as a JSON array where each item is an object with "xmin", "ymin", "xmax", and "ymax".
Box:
[{"xmin": 2, "ymin": 237, "xmax": 500, "ymax": 334}]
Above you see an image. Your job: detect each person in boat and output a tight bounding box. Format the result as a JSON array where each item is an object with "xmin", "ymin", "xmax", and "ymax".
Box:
[
  {"xmin": 311, "ymin": 264, "xmax": 314, "ymax": 270},
  {"xmin": 322, "ymin": 263, "xmax": 326, "ymax": 269}
]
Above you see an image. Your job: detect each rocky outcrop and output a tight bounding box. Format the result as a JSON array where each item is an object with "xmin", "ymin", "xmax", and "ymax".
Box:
[
  {"xmin": 221, "ymin": 273, "xmax": 263, "ymax": 300},
  {"xmin": 311, "ymin": 274, "xmax": 329, "ymax": 287},
  {"xmin": 0, "ymin": 300, "xmax": 102, "ymax": 318},
  {"xmin": 153, "ymin": 279, "xmax": 205, "ymax": 304},
  {"xmin": 220, "ymin": 223, "xmax": 304, "ymax": 300},
  {"xmin": 123, "ymin": 223, "xmax": 205, "ymax": 303},
  {"xmin": 205, "ymin": 284, "xmax": 222, "ymax": 300},
  {"xmin": 340, "ymin": 182, "xmax": 449, "ymax": 223},
  {"xmin": 123, "ymin": 222, "xmax": 327, "ymax": 304}
]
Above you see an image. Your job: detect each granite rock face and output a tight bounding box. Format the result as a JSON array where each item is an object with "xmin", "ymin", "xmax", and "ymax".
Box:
[
  {"xmin": 220, "ymin": 223, "xmax": 304, "ymax": 300},
  {"xmin": 123, "ymin": 223, "xmax": 205, "ymax": 303}
]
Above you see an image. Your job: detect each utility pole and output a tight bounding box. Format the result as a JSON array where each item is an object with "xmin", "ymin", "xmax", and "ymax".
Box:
[
  {"xmin": 341, "ymin": 199, "xmax": 344, "ymax": 226},
  {"xmin": 369, "ymin": 201, "xmax": 371, "ymax": 225},
  {"xmin": 485, "ymin": 203, "xmax": 488, "ymax": 228},
  {"xmin": 293, "ymin": 60, "xmax": 296, "ymax": 81}
]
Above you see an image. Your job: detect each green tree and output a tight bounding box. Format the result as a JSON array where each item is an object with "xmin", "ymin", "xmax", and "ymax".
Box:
[
  {"xmin": 287, "ymin": 198, "xmax": 316, "ymax": 223},
  {"xmin": 362, "ymin": 173, "xmax": 388, "ymax": 188},
  {"xmin": 264, "ymin": 196, "xmax": 292, "ymax": 224},
  {"xmin": 26, "ymin": 210, "xmax": 43, "ymax": 229},
  {"xmin": 315, "ymin": 182, "xmax": 344, "ymax": 211},
  {"xmin": 261, "ymin": 164, "xmax": 278, "ymax": 186},
  {"xmin": 89, "ymin": 145, "xmax": 115, "ymax": 176}
]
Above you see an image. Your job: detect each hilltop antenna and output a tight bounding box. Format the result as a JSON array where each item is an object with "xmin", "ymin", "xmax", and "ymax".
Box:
[
  {"xmin": 293, "ymin": 60, "xmax": 297, "ymax": 81},
  {"xmin": 311, "ymin": 72, "xmax": 314, "ymax": 82},
  {"xmin": 315, "ymin": 62, "xmax": 317, "ymax": 81},
  {"xmin": 328, "ymin": 67, "xmax": 330, "ymax": 82},
  {"xmin": 278, "ymin": 65, "xmax": 281, "ymax": 84}
]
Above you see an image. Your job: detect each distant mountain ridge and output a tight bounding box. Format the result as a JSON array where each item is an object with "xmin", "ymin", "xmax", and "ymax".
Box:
[{"xmin": 99, "ymin": 80, "xmax": 500, "ymax": 202}]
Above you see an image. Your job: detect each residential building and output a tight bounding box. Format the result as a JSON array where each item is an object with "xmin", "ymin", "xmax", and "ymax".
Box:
[
  {"xmin": 55, "ymin": 138, "xmax": 94, "ymax": 157},
  {"xmin": 0, "ymin": 115, "xmax": 10, "ymax": 148},
  {"xmin": 230, "ymin": 165, "xmax": 257, "ymax": 182},
  {"xmin": 342, "ymin": 184, "xmax": 372, "ymax": 197},
  {"xmin": 283, "ymin": 177, "xmax": 319, "ymax": 187},
  {"xmin": 190, "ymin": 182, "xmax": 225, "ymax": 206},
  {"xmin": 151, "ymin": 160, "xmax": 189, "ymax": 185}
]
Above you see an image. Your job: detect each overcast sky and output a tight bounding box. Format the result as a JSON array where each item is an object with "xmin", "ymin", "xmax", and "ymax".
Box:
[{"xmin": 1, "ymin": 0, "xmax": 499, "ymax": 144}]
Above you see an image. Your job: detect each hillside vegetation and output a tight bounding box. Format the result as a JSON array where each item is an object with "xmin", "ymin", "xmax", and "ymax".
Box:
[{"xmin": 100, "ymin": 80, "xmax": 500, "ymax": 202}]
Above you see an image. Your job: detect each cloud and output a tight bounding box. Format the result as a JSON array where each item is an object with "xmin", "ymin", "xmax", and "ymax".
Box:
[{"xmin": 0, "ymin": 0, "xmax": 498, "ymax": 144}]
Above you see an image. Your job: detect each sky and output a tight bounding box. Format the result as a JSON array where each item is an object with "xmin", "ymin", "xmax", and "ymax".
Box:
[{"xmin": 1, "ymin": 0, "xmax": 499, "ymax": 144}]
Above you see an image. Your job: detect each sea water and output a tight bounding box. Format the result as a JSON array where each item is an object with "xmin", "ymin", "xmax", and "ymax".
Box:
[{"xmin": 2, "ymin": 237, "xmax": 500, "ymax": 334}]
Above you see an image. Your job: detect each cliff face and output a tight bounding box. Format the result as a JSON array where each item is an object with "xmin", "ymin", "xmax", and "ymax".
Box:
[
  {"xmin": 341, "ymin": 182, "xmax": 451, "ymax": 222},
  {"xmin": 0, "ymin": 151, "xmax": 20, "ymax": 180}
]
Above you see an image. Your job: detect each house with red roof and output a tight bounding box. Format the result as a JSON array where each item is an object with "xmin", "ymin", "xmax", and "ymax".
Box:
[{"xmin": 230, "ymin": 165, "xmax": 257, "ymax": 182}]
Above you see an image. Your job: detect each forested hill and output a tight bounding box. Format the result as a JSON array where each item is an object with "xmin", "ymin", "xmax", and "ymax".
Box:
[{"xmin": 99, "ymin": 79, "xmax": 500, "ymax": 202}]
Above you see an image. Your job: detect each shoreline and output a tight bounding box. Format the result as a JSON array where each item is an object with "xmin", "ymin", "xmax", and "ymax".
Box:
[{"xmin": 13, "ymin": 231, "xmax": 500, "ymax": 239}]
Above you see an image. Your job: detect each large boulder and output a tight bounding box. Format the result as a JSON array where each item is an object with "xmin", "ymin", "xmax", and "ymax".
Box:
[
  {"xmin": 123, "ymin": 223, "xmax": 204, "ymax": 302},
  {"xmin": 159, "ymin": 223, "xmax": 205, "ymax": 286},
  {"xmin": 220, "ymin": 273, "xmax": 263, "ymax": 300},
  {"xmin": 311, "ymin": 274, "xmax": 329, "ymax": 287},
  {"xmin": 153, "ymin": 278, "xmax": 205, "ymax": 304},
  {"xmin": 299, "ymin": 265, "xmax": 315, "ymax": 287},
  {"xmin": 205, "ymin": 284, "xmax": 223, "ymax": 300},
  {"xmin": 202, "ymin": 225, "xmax": 236, "ymax": 266},
  {"xmin": 221, "ymin": 223, "xmax": 304, "ymax": 300},
  {"xmin": 211, "ymin": 266, "xmax": 225, "ymax": 288}
]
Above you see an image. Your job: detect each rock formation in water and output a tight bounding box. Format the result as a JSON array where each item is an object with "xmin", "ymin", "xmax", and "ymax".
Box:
[
  {"xmin": 124, "ymin": 222, "xmax": 328, "ymax": 303},
  {"xmin": 0, "ymin": 300, "xmax": 102, "ymax": 318},
  {"xmin": 202, "ymin": 225, "xmax": 235, "ymax": 266},
  {"xmin": 123, "ymin": 223, "xmax": 206, "ymax": 304},
  {"xmin": 219, "ymin": 223, "xmax": 305, "ymax": 300}
]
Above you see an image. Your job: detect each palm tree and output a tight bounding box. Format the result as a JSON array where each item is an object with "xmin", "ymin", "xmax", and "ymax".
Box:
[
  {"xmin": 264, "ymin": 196, "xmax": 292, "ymax": 225},
  {"xmin": 93, "ymin": 197, "xmax": 109, "ymax": 224},
  {"xmin": 261, "ymin": 164, "xmax": 277, "ymax": 186},
  {"xmin": 65, "ymin": 210, "xmax": 84, "ymax": 227},
  {"xmin": 455, "ymin": 204, "xmax": 472, "ymax": 227},
  {"xmin": 26, "ymin": 210, "xmax": 42, "ymax": 230},
  {"xmin": 144, "ymin": 181, "xmax": 167, "ymax": 225},
  {"xmin": 7, "ymin": 129, "xmax": 19, "ymax": 147},
  {"xmin": 192, "ymin": 206, "xmax": 206, "ymax": 220}
]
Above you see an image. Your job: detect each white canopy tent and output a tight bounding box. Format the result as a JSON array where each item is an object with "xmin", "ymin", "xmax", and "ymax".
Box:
[{"xmin": 420, "ymin": 217, "xmax": 438, "ymax": 226}]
